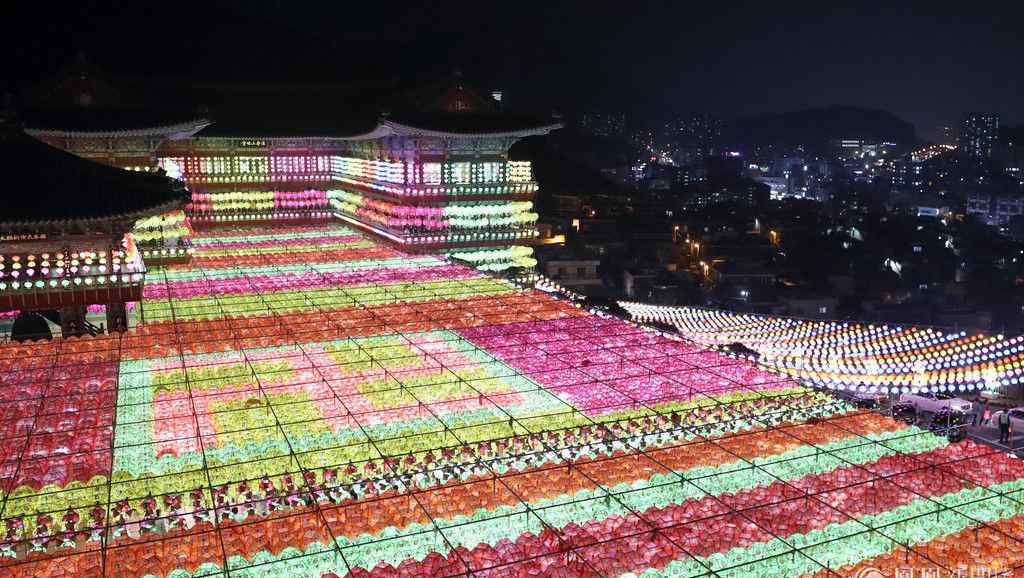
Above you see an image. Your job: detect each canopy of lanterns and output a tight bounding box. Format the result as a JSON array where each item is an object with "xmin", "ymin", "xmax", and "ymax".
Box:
[{"xmin": 620, "ymin": 301, "xmax": 1024, "ymax": 395}]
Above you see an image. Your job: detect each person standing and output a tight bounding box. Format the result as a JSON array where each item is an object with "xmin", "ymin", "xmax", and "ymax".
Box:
[
  {"xmin": 998, "ymin": 410, "xmax": 1011, "ymax": 444},
  {"xmin": 981, "ymin": 400, "xmax": 991, "ymax": 425},
  {"xmin": 973, "ymin": 400, "xmax": 987, "ymax": 425}
]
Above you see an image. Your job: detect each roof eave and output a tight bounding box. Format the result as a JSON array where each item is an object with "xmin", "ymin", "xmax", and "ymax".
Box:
[
  {"xmin": 25, "ymin": 118, "xmax": 213, "ymax": 140},
  {"xmin": 379, "ymin": 119, "xmax": 563, "ymax": 139}
]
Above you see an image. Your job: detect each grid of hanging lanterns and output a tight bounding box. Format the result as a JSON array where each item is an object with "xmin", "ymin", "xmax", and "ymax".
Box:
[{"xmin": 2, "ymin": 223, "xmax": 1023, "ymax": 578}]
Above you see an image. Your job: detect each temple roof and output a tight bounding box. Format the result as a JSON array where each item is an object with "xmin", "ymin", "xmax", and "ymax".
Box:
[
  {"xmin": 198, "ymin": 114, "xmax": 561, "ymax": 141},
  {"xmin": 197, "ymin": 106, "xmax": 380, "ymax": 138},
  {"xmin": 375, "ymin": 73, "xmax": 561, "ymax": 138},
  {"xmin": 182, "ymin": 74, "xmax": 560, "ymax": 140},
  {"xmin": 23, "ymin": 108, "xmax": 210, "ymax": 138},
  {"xmin": 380, "ymin": 114, "xmax": 562, "ymax": 138},
  {"xmin": 20, "ymin": 59, "xmax": 560, "ymax": 141},
  {"xmin": 21, "ymin": 53, "xmax": 211, "ymax": 138},
  {"xmin": 0, "ymin": 124, "xmax": 188, "ymax": 230}
]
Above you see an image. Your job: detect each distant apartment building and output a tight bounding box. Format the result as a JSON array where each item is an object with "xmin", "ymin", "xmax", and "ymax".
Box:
[
  {"xmin": 892, "ymin": 158, "xmax": 928, "ymax": 192},
  {"xmin": 686, "ymin": 180, "xmax": 770, "ymax": 210},
  {"xmin": 993, "ymin": 130, "xmax": 1024, "ymax": 185},
  {"xmin": 623, "ymin": 268, "xmax": 659, "ymax": 300},
  {"xmin": 959, "ymin": 113, "xmax": 1000, "ymax": 158},
  {"xmin": 546, "ymin": 259, "xmax": 600, "ymax": 287},
  {"xmin": 891, "ymin": 144, "xmax": 956, "ymax": 193},
  {"xmin": 967, "ymin": 190, "xmax": 1024, "ymax": 226},
  {"xmin": 537, "ymin": 247, "xmax": 603, "ymax": 294}
]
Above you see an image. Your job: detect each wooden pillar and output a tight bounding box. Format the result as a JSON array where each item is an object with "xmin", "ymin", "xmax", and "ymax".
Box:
[
  {"xmin": 106, "ymin": 302, "xmax": 128, "ymax": 333},
  {"xmin": 60, "ymin": 305, "xmax": 88, "ymax": 337}
]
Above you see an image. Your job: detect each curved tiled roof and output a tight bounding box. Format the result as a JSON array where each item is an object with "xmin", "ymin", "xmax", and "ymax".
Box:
[
  {"xmin": 0, "ymin": 127, "xmax": 188, "ymax": 226},
  {"xmin": 380, "ymin": 115, "xmax": 562, "ymax": 138},
  {"xmin": 21, "ymin": 108, "xmax": 210, "ymax": 138},
  {"xmin": 196, "ymin": 113, "xmax": 562, "ymax": 141}
]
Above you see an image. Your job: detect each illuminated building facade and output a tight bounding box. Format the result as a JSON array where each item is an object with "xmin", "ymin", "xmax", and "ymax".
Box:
[
  {"xmin": 967, "ymin": 190, "xmax": 1024, "ymax": 226},
  {"xmin": 22, "ymin": 58, "xmax": 558, "ymax": 270},
  {"xmin": 959, "ymin": 112, "xmax": 1000, "ymax": 158},
  {"xmin": 156, "ymin": 117, "xmax": 559, "ymax": 270}
]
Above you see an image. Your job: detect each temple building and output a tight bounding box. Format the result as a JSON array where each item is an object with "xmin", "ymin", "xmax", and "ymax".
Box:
[
  {"xmin": 157, "ymin": 117, "xmax": 557, "ymax": 269},
  {"xmin": 157, "ymin": 89, "xmax": 558, "ymax": 269},
  {"xmin": 0, "ymin": 110, "xmax": 188, "ymax": 339},
  {"xmin": 26, "ymin": 61, "xmax": 560, "ymax": 271}
]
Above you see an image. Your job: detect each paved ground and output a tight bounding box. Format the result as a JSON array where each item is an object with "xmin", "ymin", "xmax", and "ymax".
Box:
[
  {"xmin": 902, "ymin": 410, "xmax": 1023, "ymax": 455},
  {"xmin": 906, "ymin": 407, "xmax": 1024, "ymax": 453},
  {"xmin": 966, "ymin": 420, "xmax": 1024, "ymax": 453},
  {"xmin": 834, "ymin": 392, "xmax": 1024, "ymax": 456}
]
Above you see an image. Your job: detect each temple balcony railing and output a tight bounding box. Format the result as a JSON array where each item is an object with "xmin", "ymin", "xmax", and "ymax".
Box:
[
  {"xmin": 333, "ymin": 211, "xmax": 538, "ymax": 251},
  {"xmin": 330, "ymin": 178, "xmax": 537, "ymax": 201},
  {"xmin": 0, "ymin": 271, "xmax": 144, "ymax": 313}
]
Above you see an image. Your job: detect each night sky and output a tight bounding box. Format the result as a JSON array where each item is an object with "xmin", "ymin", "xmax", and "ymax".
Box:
[{"xmin": 4, "ymin": 1, "xmax": 1021, "ymax": 141}]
